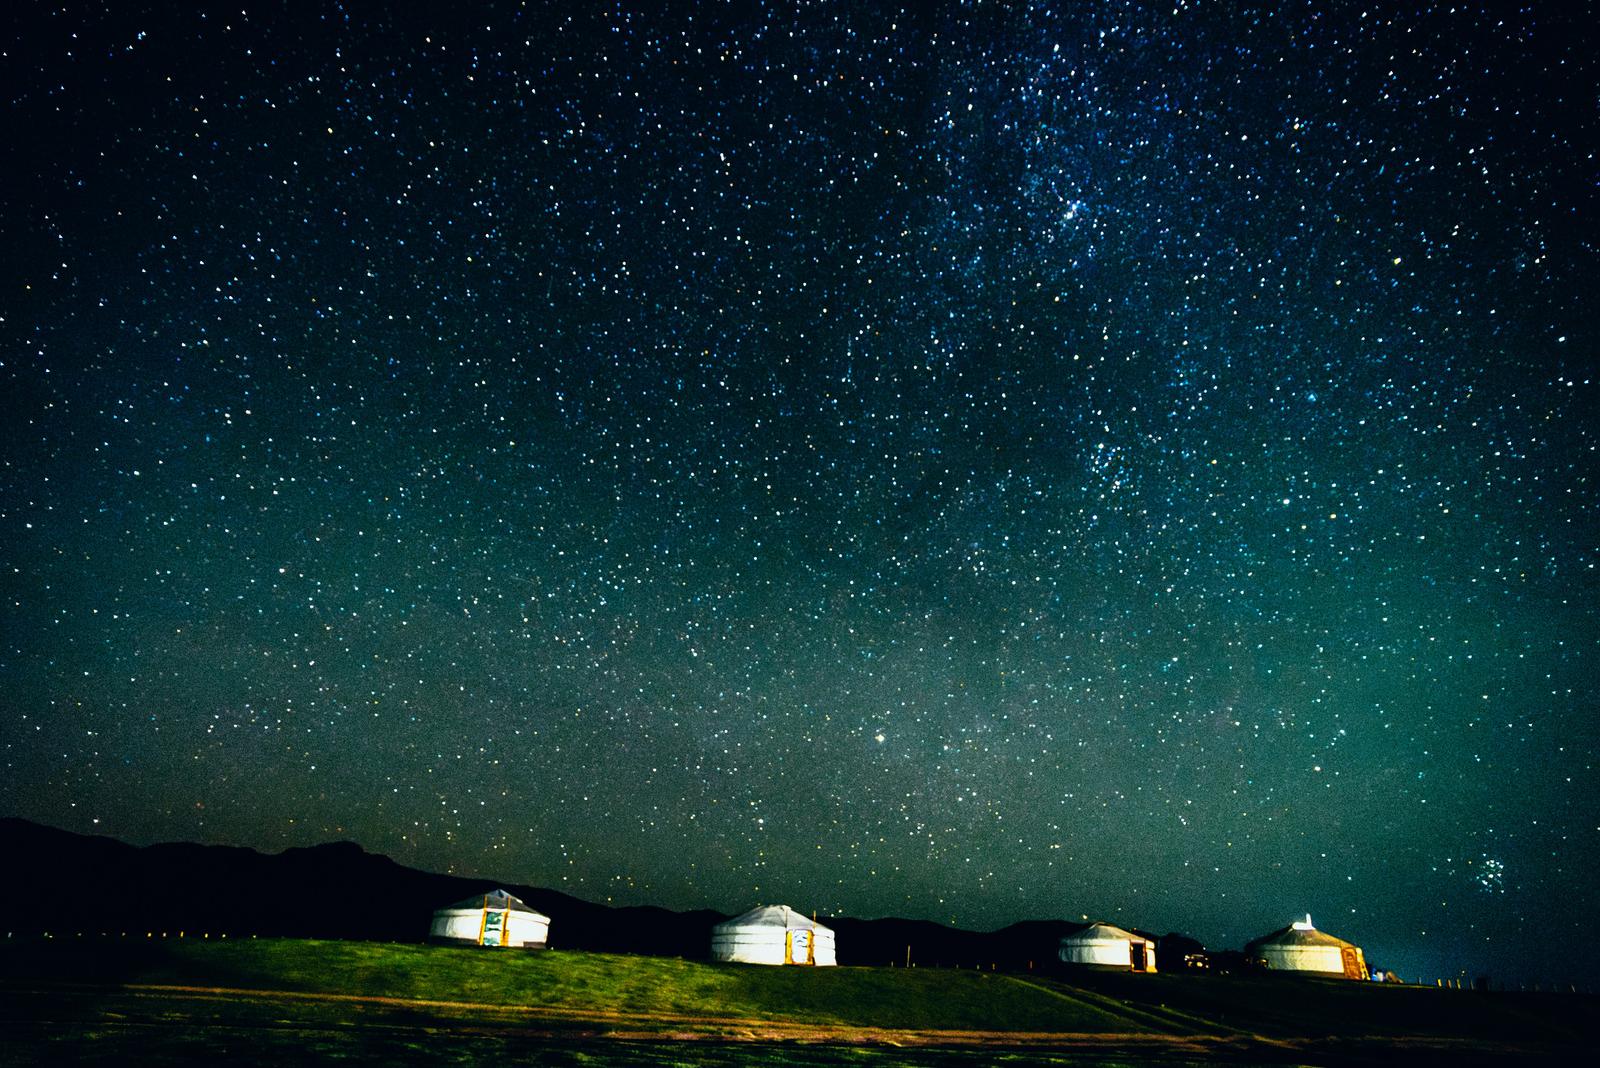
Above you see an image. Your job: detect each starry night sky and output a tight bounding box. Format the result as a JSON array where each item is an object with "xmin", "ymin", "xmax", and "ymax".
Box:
[{"xmin": 2, "ymin": 1, "xmax": 1595, "ymax": 984}]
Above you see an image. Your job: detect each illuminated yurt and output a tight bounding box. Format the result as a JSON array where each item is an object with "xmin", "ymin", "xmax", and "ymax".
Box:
[
  {"xmin": 1246, "ymin": 915, "xmax": 1368, "ymax": 979},
  {"xmin": 1058, "ymin": 922, "xmax": 1157, "ymax": 972},
  {"xmin": 711, "ymin": 905, "xmax": 836, "ymax": 966},
  {"xmin": 429, "ymin": 889, "xmax": 550, "ymax": 949}
]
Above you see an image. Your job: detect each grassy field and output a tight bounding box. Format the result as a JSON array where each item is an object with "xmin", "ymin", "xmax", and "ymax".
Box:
[
  {"xmin": 0, "ymin": 937, "xmax": 1587, "ymax": 1065},
  {"xmin": 0, "ymin": 937, "xmax": 1155, "ymax": 1032}
]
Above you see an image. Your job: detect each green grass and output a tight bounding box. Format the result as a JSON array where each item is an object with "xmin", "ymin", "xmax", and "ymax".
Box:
[
  {"xmin": 0, "ymin": 941, "xmax": 1222, "ymax": 1067},
  {"xmin": 0, "ymin": 938, "xmax": 1154, "ymax": 1034}
]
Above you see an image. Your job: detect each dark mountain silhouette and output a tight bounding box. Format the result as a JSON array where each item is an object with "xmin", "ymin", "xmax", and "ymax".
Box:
[
  {"xmin": 0, "ymin": 819, "xmax": 1148, "ymax": 969},
  {"xmin": 0, "ymin": 818, "xmax": 718, "ymax": 958}
]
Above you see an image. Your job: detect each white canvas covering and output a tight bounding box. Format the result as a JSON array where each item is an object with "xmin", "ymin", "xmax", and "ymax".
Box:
[
  {"xmin": 711, "ymin": 904, "xmax": 836, "ymax": 966},
  {"xmin": 1246, "ymin": 915, "xmax": 1367, "ymax": 979},
  {"xmin": 1058, "ymin": 921, "xmax": 1157, "ymax": 971},
  {"xmin": 429, "ymin": 889, "xmax": 550, "ymax": 949}
]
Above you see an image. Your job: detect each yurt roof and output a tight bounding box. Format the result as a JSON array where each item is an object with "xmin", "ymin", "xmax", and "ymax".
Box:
[
  {"xmin": 714, "ymin": 904, "xmax": 833, "ymax": 934},
  {"xmin": 437, "ymin": 888, "xmax": 548, "ymax": 919},
  {"xmin": 1246, "ymin": 916, "xmax": 1358, "ymax": 951},
  {"xmin": 1060, "ymin": 921, "xmax": 1147, "ymax": 944}
]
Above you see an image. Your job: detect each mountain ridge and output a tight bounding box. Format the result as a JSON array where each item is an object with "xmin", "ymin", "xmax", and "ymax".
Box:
[{"xmin": 0, "ymin": 817, "xmax": 1120, "ymax": 968}]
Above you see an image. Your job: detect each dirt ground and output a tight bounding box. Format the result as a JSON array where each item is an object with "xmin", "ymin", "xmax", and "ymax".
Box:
[{"xmin": 0, "ymin": 981, "xmax": 1577, "ymax": 1066}]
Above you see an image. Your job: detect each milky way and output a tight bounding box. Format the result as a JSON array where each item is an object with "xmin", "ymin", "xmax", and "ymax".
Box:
[{"xmin": 2, "ymin": 1, "xmax": 1594, "ymax": 985}]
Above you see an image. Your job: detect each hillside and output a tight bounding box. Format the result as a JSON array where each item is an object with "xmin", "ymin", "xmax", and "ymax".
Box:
[{"xmin": 0, "ymin": 939, "xmax": 1157, "ymax": 1034}]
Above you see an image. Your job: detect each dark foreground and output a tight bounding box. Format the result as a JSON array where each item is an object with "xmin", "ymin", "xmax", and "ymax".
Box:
[
  {"xmin": 0, "ymin": 940, "xmax": 1585, "ymax": 1066},
  {"xmin": 3, "ymin": 985, "xmax": 1576, "ymax": 1067}
]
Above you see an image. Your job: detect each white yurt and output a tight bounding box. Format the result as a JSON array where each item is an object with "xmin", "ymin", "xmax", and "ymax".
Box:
[
  {"xmin": 1246, "ymin": 915, "xmax": 1368, "ymax": 979},
  {"xmin": 429, "ymin": 889, "xmax": 550, "ymax": 949},
  {"xmin": 711, "ymin": 904, "xmax": 836, "ymax": 966},
  {"xmin": 1058, "ymin": 921, "xmax": 1157, "ymax": 972}
]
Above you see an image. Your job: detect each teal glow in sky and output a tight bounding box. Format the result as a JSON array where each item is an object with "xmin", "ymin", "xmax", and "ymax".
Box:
[{"xmin": 2, "ymin": 0, "xmax": 1595, "ymax": 985}]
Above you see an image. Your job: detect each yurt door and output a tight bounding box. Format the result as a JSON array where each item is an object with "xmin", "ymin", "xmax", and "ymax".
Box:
[
  {"xmin": 1129, "ymin": 942, "xmax": 1146, "ymax": 971},
  {"xmin": 482, "ymin": 909, "xmax": 506, "ymax": 946},
  {"xmin": 1340, "ymin": 946, "xmax": 1360, "ymax": 978},
  {"xmin": 787, "ymin": 929, "xmax": 814, "ymax": 964}
]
